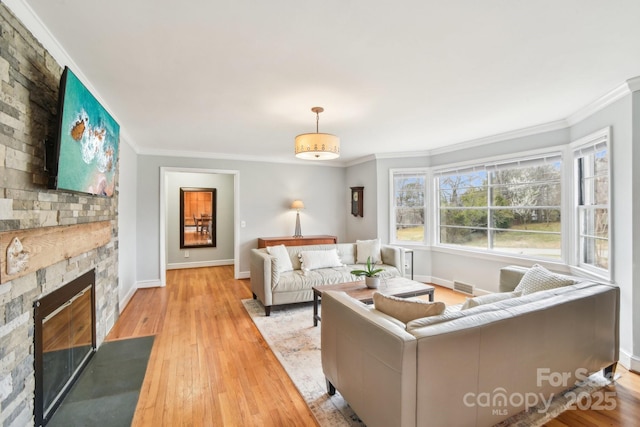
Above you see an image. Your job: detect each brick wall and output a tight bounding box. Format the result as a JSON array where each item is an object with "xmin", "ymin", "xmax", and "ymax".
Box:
[{"xmin": 0, "ymin": 5, "xmax": 120, "ymax": 426}]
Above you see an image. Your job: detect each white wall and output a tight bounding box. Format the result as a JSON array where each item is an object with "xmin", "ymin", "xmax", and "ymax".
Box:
[
  {"xmin": 166, "ymin": 171, "xmax": 234, "ymax": 268},
  {"xmin": 426, "ymin": 127, "xmax": 571, "ymax": 288},
  {"xmin": 633, "ymin": 91, "xmax": 640, "ymax": 363},
  {"xmin": 367, "ymin": 95, "xmax": 640, "ymax": 370},
  {"xmin": 570, "ymin": 94, "xmax": 637, "ymax": 370},
  {"xmin": 345, "ymin": 159, "xmax": 378, "ymax": 242},
  {"xmin": 136, "ymin": 156, "xmax": 347, "ymax": 281},
  {"xmin": 117, "ymin": 139, "xmax": 137, "ymax": 310}
]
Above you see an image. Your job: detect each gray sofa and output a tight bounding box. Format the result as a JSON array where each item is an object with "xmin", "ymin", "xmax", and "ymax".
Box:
[
  {"xmin": 321, "ymin": 265, "xmax": 619, "ymax": 427},
  {"xmin": 250, "ymin": 243, "xmax": 405, "ymax": 316}
]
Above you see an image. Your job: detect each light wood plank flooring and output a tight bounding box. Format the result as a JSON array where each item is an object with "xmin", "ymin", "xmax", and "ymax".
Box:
[{"xmin": 106, "ymin": 266, "xmax": 640, "ymax": 426}]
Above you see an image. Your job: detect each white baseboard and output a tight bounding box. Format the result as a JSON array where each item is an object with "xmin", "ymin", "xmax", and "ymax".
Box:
[
  {"xmin": 427, "ymin": 275, "xmax": 490, "ymax": 296},
  {"xmin": 415, "ymin": 274, "xmax": 441, "ymax": 286},
  {"xmin": 137, "ymin": 279, "xmax": 162, "ymax": 288},
  {"xmin": 428, "ymin": 275, "xmax": 452, "ymax": 288},
  {"xmin": 166, "ymin": 259, "xmax": 234, "ymax": 270},
  {"xmin": 619, "ymin": 349, "xmax": 640, "ymax": 373},
  {"xmin": 119, "ymin": 286, "xmax": 137, "ymax": 314},
  {"xmin": 237, "ymin": 270, "xmax": 250, "ymax": 279},
  {"xmin": 117, "ymin": 279, "xmax": 161, "ymax": 314}
]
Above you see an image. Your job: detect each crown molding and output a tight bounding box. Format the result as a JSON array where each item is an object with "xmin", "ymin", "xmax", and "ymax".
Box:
[
  {"xmin": 427, "ymin": 119, "xmax": 569, "ymax": 157},
  {"xmin": 137, "ymin": 147, "xmax": 345, "ymax": 167},
  {"xmin": 627, "ymin": 76, "xmax": 640, "ymax": 92},
  {"xmin": 343, "ymin": 154, "xmax": 377, "ymax": 167},
  {"xmin": 4, "ymin": 0, "xmax": 69, "ymax": 67},
  {"xmin": 5, "ymin": 0, "xmax": 132, "ymax": 146},
  {"xmin": 374, "ymin": 151, "xmax": 430, "ymax": 160},
  {"xmin": 6, "ymin": 0, "xmax": 639, "ymax": 165},
  {"xmin": 567, "ymin": 80, "xmax": 633, "ymax": 126}
]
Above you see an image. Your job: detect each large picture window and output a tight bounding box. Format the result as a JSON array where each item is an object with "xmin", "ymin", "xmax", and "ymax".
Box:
[
  {"xmin": 436, "ymin": 154, "xmax": 562, "ymax": 259},
  {"xmin": 391, "ymin": 170, "xmax": 427, "ymax": 243},
  {"xmin": 574, "ymin": 129, "xmax": 610, "ymax": 273}
]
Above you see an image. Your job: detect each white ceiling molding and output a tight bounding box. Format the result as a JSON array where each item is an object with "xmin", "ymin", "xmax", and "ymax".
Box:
[
  {"xmin": 7, "ymin": 0, "xmax": 639, "ymax": 165},
  {"xmin": 374, "ymin": 151, "xmax": 430, "ymax": 160},
  {"xmin": 344, "ymin": 154, "xmax": 378, "ymax": 167},
  {"xmin": 87, "ymin": 74, "xmax": 640, "ymax": 164},
  {"xmin": 567, "ymin": 79, "xmax": 634, "ymax": 126},
  {"xmin": 427, "ymin": 119, "xmax": 569, "ymax": 157},
  {"xmin": 627, "ymin": 76, "xmax": 640, "ymax": 92},
  {"xmin": 4, "ymin": 0, "xmax": 137, "ymax": 149},
  {"xmin": 138, "ymin": 147, "xmax": 345, "ymax": 167},
  {"xmin": 4, "ymin": 0, "xmax": 69, "ymax": 68}
]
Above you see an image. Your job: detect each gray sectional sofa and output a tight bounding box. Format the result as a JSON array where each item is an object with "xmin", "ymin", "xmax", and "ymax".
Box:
[
  {"xmin": 321, "ymin": 265, "xmax": 619, "ymax": 427},
  {"xmin": 250, "ymin": 242, "xmax": 405, "ymax": 316}
]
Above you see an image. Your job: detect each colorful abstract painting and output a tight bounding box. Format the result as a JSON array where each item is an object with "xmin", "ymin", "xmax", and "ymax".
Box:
[{"xmin": 57, "ymin": 67, "xmax": 120, "ymax": 197}]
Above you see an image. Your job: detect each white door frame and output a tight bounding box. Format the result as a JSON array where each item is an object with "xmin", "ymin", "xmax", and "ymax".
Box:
[{"xmin": 159, "ymin": 167, "xmax": 240, "ymax": 285}]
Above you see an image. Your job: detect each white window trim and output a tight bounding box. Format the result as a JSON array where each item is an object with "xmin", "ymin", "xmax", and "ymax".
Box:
[
  {"xmin": 430, "ymin": 145, "xmax": 567, "ymax": 262},
  {"xmin": 389, "ymin": 168, "xmax": 429, "ymax": 245},
  {"xmin": 569, "ymin": 127, "xmax": 612, "ymax": 281}
]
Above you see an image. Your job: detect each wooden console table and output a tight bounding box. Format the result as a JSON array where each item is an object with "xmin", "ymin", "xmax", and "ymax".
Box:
[{"xmin": 257, "ymin": 235, "xmax": 337, "ymax": 248}]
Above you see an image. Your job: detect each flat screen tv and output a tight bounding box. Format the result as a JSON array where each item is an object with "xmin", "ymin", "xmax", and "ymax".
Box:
[{"xmin": 46, "ymin": 67, "xmax": 120, "ymax": 197}]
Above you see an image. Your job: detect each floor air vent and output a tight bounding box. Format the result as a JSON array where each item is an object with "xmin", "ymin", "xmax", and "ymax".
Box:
[{"xmin": 453, "ymin": 281, "xmax": 474, "ymax": 295}]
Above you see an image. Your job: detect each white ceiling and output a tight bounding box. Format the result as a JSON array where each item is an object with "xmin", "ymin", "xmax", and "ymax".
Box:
[{"xmin": 17, "ymin": 0, "xmax": 640, "ymax": 164}]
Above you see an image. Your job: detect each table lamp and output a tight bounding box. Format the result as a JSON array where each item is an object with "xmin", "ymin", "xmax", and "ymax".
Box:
[{"xmin": 291, "ymin": 200, "xmax": 304, "ymax": 237}]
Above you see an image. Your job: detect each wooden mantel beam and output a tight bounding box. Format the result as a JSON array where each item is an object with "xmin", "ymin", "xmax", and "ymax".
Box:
[{"xmin": 0, "ymin": 221, "xmax": 112, "ymax": 284}]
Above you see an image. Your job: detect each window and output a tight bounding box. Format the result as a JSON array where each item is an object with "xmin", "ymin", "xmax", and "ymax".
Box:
[
  {"xmin": 574, "ymin": 129, "xmax": 610, "ymax": 273},
  {"xmin": 435, "ymin": 154, "xmax": 562, "ymax": 259},
  {"xmin": 391, "ymin": 170, "xmax": 427, "ymax": 243}
]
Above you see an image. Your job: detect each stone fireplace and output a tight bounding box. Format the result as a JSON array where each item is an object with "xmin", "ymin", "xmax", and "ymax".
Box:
[
  {"xmin": 0, "ymin": 5, "xmax": 121, "ymax": 426},
  {"xmin": 33, "ymin": 270, "xmax": 96, "ymax": 426}
]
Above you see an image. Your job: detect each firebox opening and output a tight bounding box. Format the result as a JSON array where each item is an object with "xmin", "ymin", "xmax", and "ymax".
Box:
[{"xmin": 33, "ymin": 269, "xmax": 96, "ymax": 427}]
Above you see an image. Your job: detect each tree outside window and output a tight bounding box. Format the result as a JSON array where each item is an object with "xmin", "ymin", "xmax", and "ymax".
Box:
[
  {"xmin": 574, "ymin": 130, "xmax": 610, "ymax": 272},
  {"xmin": 437, "ymin": 155, "xmax": 562, "ymax": 259},
  {"xmin": 392, "ymin": 171, "xmax": 426, "ymax": 243}
]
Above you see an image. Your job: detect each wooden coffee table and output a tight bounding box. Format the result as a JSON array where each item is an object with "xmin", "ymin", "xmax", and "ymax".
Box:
[{"xmin": 312, "ymin": 277, "xmax": 435, "ymax": 326}]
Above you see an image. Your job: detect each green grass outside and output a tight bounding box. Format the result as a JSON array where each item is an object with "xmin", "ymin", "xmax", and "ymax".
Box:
[{"xmin": 397, "ymin": 222, "xmax": 562, "ymax": 249}]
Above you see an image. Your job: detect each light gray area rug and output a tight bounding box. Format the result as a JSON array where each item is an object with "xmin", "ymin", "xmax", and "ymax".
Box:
[{"xmin": 242, "ymin": 299, "xmax": 613, "ymax": 427}]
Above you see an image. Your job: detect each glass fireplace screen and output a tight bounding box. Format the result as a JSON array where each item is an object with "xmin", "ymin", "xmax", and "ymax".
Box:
[{"xmin": 34, "ymin": 269, "xmax": 96, "ymax": 426}]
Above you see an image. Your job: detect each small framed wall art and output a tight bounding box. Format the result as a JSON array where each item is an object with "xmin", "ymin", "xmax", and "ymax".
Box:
[{"xmin": 351, "ymin": 186, "xmax": 364, "ymax": 217}]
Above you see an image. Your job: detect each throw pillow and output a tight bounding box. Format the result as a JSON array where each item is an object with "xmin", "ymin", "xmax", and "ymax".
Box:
[
  {"xmin": 356, "ymin": 239, "xmax": 382, "ymax": 264},
  {"xmin": 266, "ymin": 245, "xmax": 293, "ymax": 273},
  {"xmin": 461, "ymin": 291, "xmax": 522, "ymax": 310},
  {"xmin": 299, "ymin": 249, "xmax": 343, "ymax": 272},
  {"xmin": 373, "ymin": 293, "xmax": 445, "ymax": 324},
  {"xmin": 337, "ymin": 245, "xmax": 355, "ymax": 265},
  {"xmin": 514, "ymin": 264, "xmax": 575, "ymax": 295}
]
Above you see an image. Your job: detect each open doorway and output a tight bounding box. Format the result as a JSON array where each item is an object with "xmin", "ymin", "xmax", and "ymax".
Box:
[{"xmin": 159, "ymin": 168, "xmax": 240, "ymax": 285}]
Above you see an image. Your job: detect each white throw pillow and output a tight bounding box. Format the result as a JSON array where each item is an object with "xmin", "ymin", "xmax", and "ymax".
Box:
[
  {"xmin": 461, "ymin": 291, "xmax": 522, "ymax": 310},
  {"xmin": 514, "ymin": 264, "xmax": 575, "ymax": 295},
  {"xmin": 356, "ymin": 239, "xmax": 382, "ymax": 264},
  {"xmin": 337, "ymin": 245, "xmax": 355, "ymax": 265},
  {"xmin": 266, "ymin": 245, "xmax": 293, "ymax": 273},
  {"xmin": 299, "ymin": 249, "xmax": 343, "ymax": 272}
]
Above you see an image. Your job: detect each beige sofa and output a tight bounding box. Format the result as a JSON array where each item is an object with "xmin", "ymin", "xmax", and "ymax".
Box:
[
  {"xmin": 250, "ymin": 243, "xmax": 405, "ymax": 316},
  {"xmin": 321, "ymin": 265, "xmax": 619, "ymax": 427}
]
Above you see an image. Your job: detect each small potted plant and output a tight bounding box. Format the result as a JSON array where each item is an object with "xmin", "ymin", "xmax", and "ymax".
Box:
[{"xmin": 351, "ymin": 256, "xmax": 385, "ymax": 289}]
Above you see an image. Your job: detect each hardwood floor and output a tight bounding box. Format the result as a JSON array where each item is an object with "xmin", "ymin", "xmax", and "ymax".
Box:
[{"xmin": 106, "ymin": 266, "xmax": 640, "ymax": 426}]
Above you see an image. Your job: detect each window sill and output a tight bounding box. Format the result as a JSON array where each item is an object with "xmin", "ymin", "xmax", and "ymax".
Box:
[
  {"xmin": 568, "ymin": 265, "xmax": 612, "ymax": 283},
  {"xmin": 430, "ymin": 244, "xmax": 570, "ymax": 272}
]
